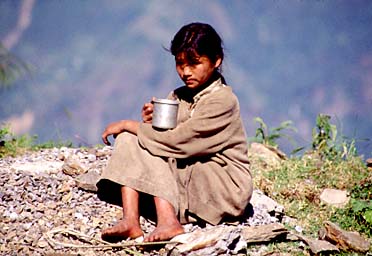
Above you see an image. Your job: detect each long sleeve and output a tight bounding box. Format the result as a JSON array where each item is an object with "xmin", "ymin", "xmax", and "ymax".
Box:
[{"xmin": 137, "ymin": 86, "xmax": 241, "ymax": 159}]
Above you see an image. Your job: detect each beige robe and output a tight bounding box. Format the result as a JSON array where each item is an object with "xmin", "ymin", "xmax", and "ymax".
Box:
[{"xmin": 99, "ymin": 78, "xmax": 253, "ymax": 225}]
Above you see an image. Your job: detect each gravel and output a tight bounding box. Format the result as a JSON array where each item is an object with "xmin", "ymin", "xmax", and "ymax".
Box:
[{"xmin": 0, "ymin": 147, "xmax": 280, "ymax": 255}]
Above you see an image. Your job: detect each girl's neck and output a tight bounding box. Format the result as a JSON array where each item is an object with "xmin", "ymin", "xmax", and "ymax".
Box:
[{"xmin": 190, "ymin": 71, "xmax": 221, "ymax": 94}]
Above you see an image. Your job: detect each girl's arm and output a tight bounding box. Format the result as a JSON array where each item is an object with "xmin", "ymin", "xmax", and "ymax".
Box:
[
  {"xmin": 102, "ymin": 97, "xmax": 155, "ymax": 146},
  {"xmin": 101, "ymin": 120, "xmax": 140, "ymax": 146},
  {"xmin": 137, "ymin": 88, "xmax": 239, "ymax": 158}
]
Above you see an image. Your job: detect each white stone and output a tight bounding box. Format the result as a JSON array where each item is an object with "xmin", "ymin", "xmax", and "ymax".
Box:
[
  {"xmin": 9, "ymin": 212, "xmax": 18, "ymax": 221},
  {"xmin": 87, "ymin": 154, "xmax": 96, "ymax": 162},
  {"xmin": 250, "ymin": 189, "xmax": 284, "ymax": 213},
  {"xmin": 10, "ymin": 160, "xmax": 63, "ymax": 174},
  {"xmin": 320, "ymin": 188, "xmax": 349, "ymax": 208},
  {"xmin": 295, "ymin": 225, "xmax": 303, "ymax": 233},
  {"xmin": 74, "ymin": 212, "xmax": 84, "ymax": 219}
]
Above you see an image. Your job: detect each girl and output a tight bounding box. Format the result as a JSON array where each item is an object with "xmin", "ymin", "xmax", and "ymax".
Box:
[{"xmin": 98, "ymin": 22, "xmax": 253, "ymax": 242}]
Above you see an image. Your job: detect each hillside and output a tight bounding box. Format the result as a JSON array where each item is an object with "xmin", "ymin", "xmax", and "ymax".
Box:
[{"xmin": 1, "ymin": 1, "xmax": 372, "ymax": 157}]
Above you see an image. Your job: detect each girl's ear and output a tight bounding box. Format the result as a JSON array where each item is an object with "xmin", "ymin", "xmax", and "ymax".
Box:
[{"xmin": 214, "ymin": 57, "xmax": 222, "ymax": 69}]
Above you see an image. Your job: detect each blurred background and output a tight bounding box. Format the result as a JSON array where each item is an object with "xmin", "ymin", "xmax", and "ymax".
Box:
[{"xmin": 1, "ymin": 0, "xmax": 371, "ymax": 157}]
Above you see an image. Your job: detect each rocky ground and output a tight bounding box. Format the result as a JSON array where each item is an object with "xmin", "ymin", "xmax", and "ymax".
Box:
[
  {"xmin": 0, "ymin": 147, "xmax": 287, "ymax": 256},
  {"xmin": 1, "ymin": 146, "xmax": 370, "ymax": 255}
]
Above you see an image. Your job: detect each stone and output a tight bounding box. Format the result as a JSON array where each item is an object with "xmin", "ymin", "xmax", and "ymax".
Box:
[
  {"xmin": 10, "ymin": 160, "xmax": 63, "ymax": 174},
  {"xmin": 297, "ymin": 234, "xmax": 339, "ymax": 254},
  {"xmin": 37, "ymin": 238, "xmax": 49, "ymax": 248},
  {"xmin": 57, "ymin": 180, "xmax": 74, "ymax": 193},
  {"xmin": 86, "ymin": 154, "xmax": 96, "ymax": 162},
  {"xmin": 366, "ymin": 158, "xmax": 372, "ymax": 167},
  {"xmin": 9, "ymin": 211, "xmax": 18, "ymax": 221},
  {"xmin": 62, "ymin": 155, "xmax": 86, "ymax": 176},
  {"xmin": 241, "ymin": 223, "xmax": 289, "ymax": 243},
  {"xmin": 249, "ymin": 142, "xmax": 286, "ymax": 166},
  {"xmin": 319, "ymin": 221, "xmax": 370, "ymax": 253},
  {"xmin": 62, "ymin": 192, "xmax": 73, "ymax": 202},
  {"xmin": 75, "ymin": 171, "xmax": 100, "ymax": 192},
  {"xmin": 167, "ymin": 225, "xmax": 237, "ymax": 254},
  {"xmin": 250, "ymin": 189, "xmax": 285, "ymax": 215},
  {"xmin": 320, "ymin": 188, "xmax": 349, "ymax": 208}
]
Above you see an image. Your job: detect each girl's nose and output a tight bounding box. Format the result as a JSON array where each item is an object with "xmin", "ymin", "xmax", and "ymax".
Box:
[{"xmin": 183, "ymin": 66, "xmax": 192, "ymax": 76}]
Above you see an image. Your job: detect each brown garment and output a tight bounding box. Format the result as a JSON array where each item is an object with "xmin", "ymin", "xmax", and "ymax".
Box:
[{"xmin": 99, "ymin": 78, "xmax": 253, "ymax": 225}]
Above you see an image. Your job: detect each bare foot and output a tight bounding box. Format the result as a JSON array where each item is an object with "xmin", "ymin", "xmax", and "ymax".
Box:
[
  {"xmin": 144, "ymin": 221, "xmax": 184, "ymax": 242},
  {"xmin": 101, "ymin": 220, "xmax": 143, "ymax": 242}
]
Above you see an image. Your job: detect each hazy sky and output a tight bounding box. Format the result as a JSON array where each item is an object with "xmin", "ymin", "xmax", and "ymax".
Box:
[{"xmin": 1, "ymin": 0, "xmax": 372, "ymax": 156}]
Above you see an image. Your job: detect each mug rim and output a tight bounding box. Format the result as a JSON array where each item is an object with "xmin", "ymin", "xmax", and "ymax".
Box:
[{"xmin": 152, "ymin": 98, "xmax": 179, "ymax": 105}]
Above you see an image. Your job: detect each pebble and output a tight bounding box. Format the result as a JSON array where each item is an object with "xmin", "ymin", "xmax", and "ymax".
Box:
[{"xmin": 0, "ymin": 146, "xmax": 280, "ymax": 255}]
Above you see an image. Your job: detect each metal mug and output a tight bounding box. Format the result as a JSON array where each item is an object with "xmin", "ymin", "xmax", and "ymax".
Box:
[{"xmin": 152, "ymin": 98, "xmax": 179, "ymax": 129}]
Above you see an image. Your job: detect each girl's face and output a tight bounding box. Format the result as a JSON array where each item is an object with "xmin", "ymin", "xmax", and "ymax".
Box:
[{"xmin": 175, "ymin": 53, "xmax": 221, "ymax": 89}]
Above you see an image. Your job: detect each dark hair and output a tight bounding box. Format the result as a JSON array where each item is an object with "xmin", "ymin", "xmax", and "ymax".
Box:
[{"xmin": 170, "ymin": 22, "xmax": 224, "ymax": 67}]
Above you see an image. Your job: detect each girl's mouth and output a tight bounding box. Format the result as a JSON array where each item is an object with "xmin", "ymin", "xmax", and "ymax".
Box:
[{"xmin": 185, "ymin": 79, "xmax": 196, "ymax": 85}]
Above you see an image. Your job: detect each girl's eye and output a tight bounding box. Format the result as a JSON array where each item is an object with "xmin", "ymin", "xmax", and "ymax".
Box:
[
  {"xmin": 176, "ymin": 62, "xmax": 197, "ymax": 69},
  {"xmin": 176, "ymin": 59, "xmax": 200, "ymax": 67}
]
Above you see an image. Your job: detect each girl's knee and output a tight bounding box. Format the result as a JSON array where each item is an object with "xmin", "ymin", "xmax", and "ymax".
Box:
[{"xmin": 115, "ymin": 132, "xmax": 137, "ymax": 146}]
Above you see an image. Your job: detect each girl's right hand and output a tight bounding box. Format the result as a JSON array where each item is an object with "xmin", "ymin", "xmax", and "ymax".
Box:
[
  {"xmin": 101, "ymin": 121, "xmax": 126, "ymax": 146},
  {"xmin": 142, "ymin": 98, "xmax": 154, "ymax": 123}
]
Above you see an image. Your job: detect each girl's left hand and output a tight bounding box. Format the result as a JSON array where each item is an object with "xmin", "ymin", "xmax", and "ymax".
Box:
[{"xmin": 142, "ymin": 98, "xmax": 154, "ymax": 123}]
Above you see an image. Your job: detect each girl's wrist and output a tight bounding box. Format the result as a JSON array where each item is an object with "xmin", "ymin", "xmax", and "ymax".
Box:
[{"xmin": 121, "ymin": 120, "xmax": 139, "ymax": 135}]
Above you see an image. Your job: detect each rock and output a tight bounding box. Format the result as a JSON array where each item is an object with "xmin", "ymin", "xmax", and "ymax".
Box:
[
  {"xmin": 250, "ymin": 189, "xmax": 284, "ymax": 217},
  {"xmin": 87, "ymin": 148, "xmax": 97, "ymax": 155},
  {"xmin": 366, "ymin": 158, "xmax": 372, "ymax": 167},
  {"xmin": 297, "ymin": 234, "xmax": 339, "ymax": 254},
  {"xmin": 10, "ymin": 160, "xmax": 63, "ymax": 174},
  {"xmin": 58, "ymin": 153, "xmax": 65, "ymax": 161},
  {"xmin": 86, "ymin": 154, "xmax": 96, "ymax": 162},
  {"xmin": 62, "ymin": 155, "xmax": 86, "ymax": 176},
  {"xmin": 320, "ymin": 188, "xmax": 349, "ymax": 208},
  {"xmin": 9, "ymin": 211, "xmax": 19, "ymax": 221},
  {"xmin": 319, "ymin": 221, "xmax": 370, "ymax": 253},
  {"xmin": 95, "ymin": 148, "xmax": 112, "ymax": 158},
  {"xmin": 168, "ymin": 224, "xmax": 289, "ymax": 255},
  {"xmin": 57, "ymin": 180, "xmax": 75, "ymax": 193},
  {"xmin": 75, "ymin": 171, "xmax": 100, "ymax": 192},
  {"xmin": 249, "ymin": 142, "xmax": 286, "ymax": 166},
  {"xmin": 241, "ymin": 223, "xmax": 289, "ymax": 243},
  {"xmin": 62, "ymin": 191, "xmax": 73, "ymax": 202},
  {"xmin": 167, "ymin": 225, "xmax": 238, "ymax": 254}
]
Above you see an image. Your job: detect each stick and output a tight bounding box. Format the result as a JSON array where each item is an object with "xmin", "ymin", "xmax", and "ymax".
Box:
[{"xmin": 44, "ymin": 227, "xmax": 176, "ymax": 250}]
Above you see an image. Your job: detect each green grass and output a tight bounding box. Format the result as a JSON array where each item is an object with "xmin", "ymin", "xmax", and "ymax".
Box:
[
  {"xmin": 0, "ymin": 125, "xmax": 72, "ymax": 157},
  {"xmin": 249, "ymin": 114, "xmax": 371, "ymax": 255},
  {"xmin": 251, "ymin": 154, "xmax": 370, "ymax": 228},
  {"xmin": 249, "ymin": 152, "xmax": 371, "ymax": 255}
]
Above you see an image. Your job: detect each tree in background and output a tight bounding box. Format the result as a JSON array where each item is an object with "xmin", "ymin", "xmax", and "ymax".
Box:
[
  {"xmin": 0, "ymin": 43, "xmax": 30, "ymax": 88},
  {"xmin": 1, "ymin": 0, "xmax": 35, "ymax": 88}
]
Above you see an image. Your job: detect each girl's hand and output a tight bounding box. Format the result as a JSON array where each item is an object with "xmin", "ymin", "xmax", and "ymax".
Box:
[
  {"xmin": 101, "ymin": 121, "xmax": 126, "ymax": 146},
  {"xmin": 102, "ymin": 120, "xmax": 140, "ymax": 146},
  {"xmin": 142, "ymin": 98, "xmax": 155, "ymax": 123}
]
